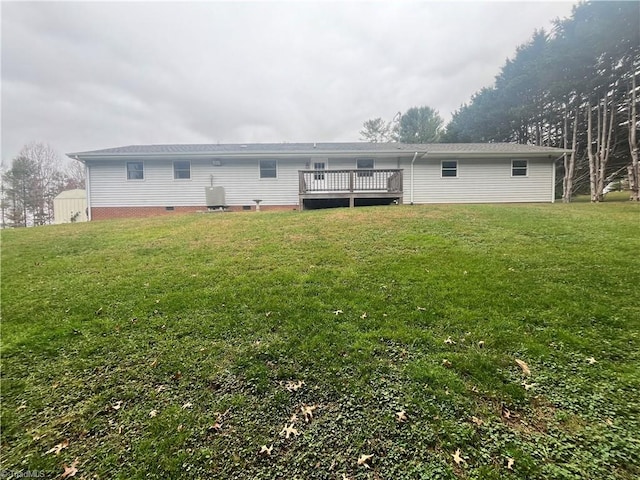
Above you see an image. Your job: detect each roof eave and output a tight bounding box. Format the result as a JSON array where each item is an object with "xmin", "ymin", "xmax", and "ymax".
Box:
[
  {"xmin": 68, "ymin": 150, "xmax": 428, "ymax": 160},
  {"xmin": 423, "ymin": 150, "xmax": 572, "ymax": 159}
]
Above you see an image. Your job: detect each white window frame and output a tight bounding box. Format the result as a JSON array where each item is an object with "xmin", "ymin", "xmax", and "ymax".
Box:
[
  {"xmin": 126, "ymin": 161, "xmax": 144, "ymax": 181},
  {"xmin": 173, "ymin": 160, "xmax": 191, "ymax": 180},
  {"xmin": 441, "ymin": 160, "xmax": 458, "ymax": 178},
  {"xmin": 512, "ymin": 159, "xmax": 528, "ymax": 177},
  {"xmin": 259, "ymin": 159, "xmax": 277, "ymax": 179},
  {"xmin": 356, "ymin": 158, "xmax": 375, "ymax": 177}
]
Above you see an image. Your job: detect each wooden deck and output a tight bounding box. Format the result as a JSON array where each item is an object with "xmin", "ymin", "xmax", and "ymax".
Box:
[{"xmin": 299, "ymin": 169, "xmax": 403, "ymax": 209}]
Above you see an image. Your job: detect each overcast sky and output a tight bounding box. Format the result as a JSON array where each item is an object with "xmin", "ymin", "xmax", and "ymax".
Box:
[{"xmin": 1, "ymin": 1, "xmax": 576, "ymax": 164}]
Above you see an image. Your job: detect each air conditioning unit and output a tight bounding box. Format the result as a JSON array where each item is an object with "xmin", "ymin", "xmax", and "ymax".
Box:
[{"xmin": 205, "ymin": 186, "xmax": 226, "ymax": 207}]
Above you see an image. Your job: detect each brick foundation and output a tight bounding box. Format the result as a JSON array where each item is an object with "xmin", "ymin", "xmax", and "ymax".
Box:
[{"xmin": 90, "ymin": 205, "xmax": 298, "ymax": 220}]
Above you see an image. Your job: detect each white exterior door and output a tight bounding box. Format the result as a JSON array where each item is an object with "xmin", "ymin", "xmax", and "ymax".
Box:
[{"xmin": 311, "ymin": 161, "xmax": 327, "ymax": 191}]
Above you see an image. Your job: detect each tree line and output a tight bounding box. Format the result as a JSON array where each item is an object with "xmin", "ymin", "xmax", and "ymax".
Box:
[
  {"xmin": 1, "ymin": 142, "xmax": 85, "ymax": 227},
  {"xmin": 361, "ymin": 1, "xmax": 639, "ymax": 202}
]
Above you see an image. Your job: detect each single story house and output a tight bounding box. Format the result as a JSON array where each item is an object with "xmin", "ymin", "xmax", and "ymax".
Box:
[{"xmin": 67, "ymin": 142, "xmax": 570, "ymax": 220}]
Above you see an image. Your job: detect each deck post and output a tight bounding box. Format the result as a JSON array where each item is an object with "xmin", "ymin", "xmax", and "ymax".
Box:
[{"xmin": 349, "ymin": 195, "xmax": 355, "ymax": 208}]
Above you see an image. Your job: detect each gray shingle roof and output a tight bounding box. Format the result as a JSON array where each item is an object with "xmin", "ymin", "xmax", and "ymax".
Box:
[{"xmin": 68, "ymin": 142, "xmax": 570, "ymax": 157}]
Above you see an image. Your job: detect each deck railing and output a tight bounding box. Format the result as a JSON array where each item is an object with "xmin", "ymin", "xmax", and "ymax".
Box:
[{"xmin": 299, "ymin": 169, "xmax": 403, "ymax": 194}]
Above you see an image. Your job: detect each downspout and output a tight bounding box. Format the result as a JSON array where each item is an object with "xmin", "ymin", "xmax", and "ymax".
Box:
[{"xmin": 410, "ymin": 151, "xmax": 419, "ymax": 205}]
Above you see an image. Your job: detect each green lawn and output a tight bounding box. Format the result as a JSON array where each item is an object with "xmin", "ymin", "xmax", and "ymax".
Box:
[{"xmin": 1, "ymin": 203, "xmax": 639, "ymax": 479}]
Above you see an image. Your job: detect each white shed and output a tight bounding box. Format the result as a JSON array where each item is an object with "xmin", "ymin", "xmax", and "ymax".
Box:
[{"xmin": 54, "ymin": 189, "xmax": 88, "ymax": 224}]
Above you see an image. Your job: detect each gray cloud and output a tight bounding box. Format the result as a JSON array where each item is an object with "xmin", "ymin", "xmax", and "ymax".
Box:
[{"xmin": 1, "ymin": 1, "xmax": 575, "ymax": 163}]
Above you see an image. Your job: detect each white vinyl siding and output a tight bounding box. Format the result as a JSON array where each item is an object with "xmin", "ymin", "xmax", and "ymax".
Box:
[
  {"xmin": 89, "ymin": 158, "xmax": 302, "ymax": 207},
  {"xmin": 403, "ymin": 157, "xmax": 553, "ymax": 203},
  {"xmin": 87, "ymin": 155, "xmax": 554, "ymax": 209}
]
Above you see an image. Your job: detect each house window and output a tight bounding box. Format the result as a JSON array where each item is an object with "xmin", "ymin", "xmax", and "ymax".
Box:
[
  {"xmin": 512, "ymin": 160, "xmax": 528, "ymax": 176},
  {"xmin": 173, "ymin": 161, "xmax": 191, "ymax": 179},
  {"xmin": 313, "ymin": 162, "xmax": 326, "ymax": 180},
  {"xmin": 260, "ymin": 159, "xmax": 277, "ymax": 178},
  {"xmin": 357, "ymin": 158, "xmax": 374, "ymax": 177},
  {"xmin": 127, "ymin": 161, "xmax": 144, "ymax": 180},
  {"xmin": 441, "ymin": 160, "xmax": 457, "ymax": 177}
]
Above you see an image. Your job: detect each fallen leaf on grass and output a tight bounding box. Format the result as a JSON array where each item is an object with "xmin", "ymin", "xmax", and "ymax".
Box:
[
  {"xmin": 396, "ymin": 410, "xmax": 407, "ymax": 423},
  {"xmin": 149, "ymin": 410, "xmax": 158, "ymax": 418},
  {"xmin": 301, "ymin": 404, "xmax": 317, "ymax": 423},
  {"xmin": 452, "ymin": 449, "xmax": 465, "ymax": 466},
  {"xmin": 279, "ymin": 424, "xmax": 299, "ymax": 439},
  {"xmin": 112, "ymin": 401, "xmax": 123, "ymax": 411},
  {"xmin": 357, "ymin": 454, "xmax": 373, "ymax": 468},
  {"xmin": 284, "ymin": 380, "xmax": 305, "ymax": 392},
  {"xmin": 507, "ymin": 457, "xmax": 515, "ymax": 470},
  {"xmin": 289, "ymin": 413, "xmax": 298, "ymax": 423},
  {"xmin": 501, "ymin": 405, "xmax": 511, "ymax": 419},
  {"xmin": 45, "ymin": 439, "xmax": 69, "ymax": 455},
  {"xmin": 470, "ymin": 416, "xmax": 484, "ymax": 426},
  {"xmin": 182, "ymin": 402, "xmax": 193, "ymax": 409},
  {"xmin": 586, "ymin": 357, "xmax": 597, "ymax": 364},
  {"xmin": 417, "ymin": 306, "xmax": 426, "ymax": 311},
  {"xmin": 478, "ymin": 341, "xmax": 485, "ymax": 348},
  {"xmin": 259, "ymin": 444, "xmax": 273, "ymax": 456},
  {"xmin": 210, "ymin": 409, "xmax": 230, "ymax": 431},
  {"xmin": 521, "ymin": 381, "xmax": 536, "ymax": 390},
  {"xmin": 61, "ymin": 459, "xmax": 79, "ymax": 478},
  {"xmin": 444, "ymin": 336, "xmax": 456, "ymax": 345},
  {"xmin": 442, "ymin": 359, "xmax": 452, "ymax": 367},
  {"xmin": 16, "ymin": 404, "xmax": 27, "ymax": 411},
  {"xmin": 515, "ymin": 359, "xmax": 531, "ymax": 376}
]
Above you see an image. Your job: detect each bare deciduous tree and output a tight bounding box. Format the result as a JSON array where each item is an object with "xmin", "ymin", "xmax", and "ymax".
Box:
[
  {"xmin": 1, "ymin": 142, "xmax": 76, "ymax": 227},
  {"xmin": 64, "ymin": 160, "xmax": 86, "ymax": 190},
  {"xmin": 586, "ymin": 96, "xmax": 616, "ymax": 202},
  {"xmin": 562, "ymin": 107, "xmax": 579, "ymax": 203}
]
